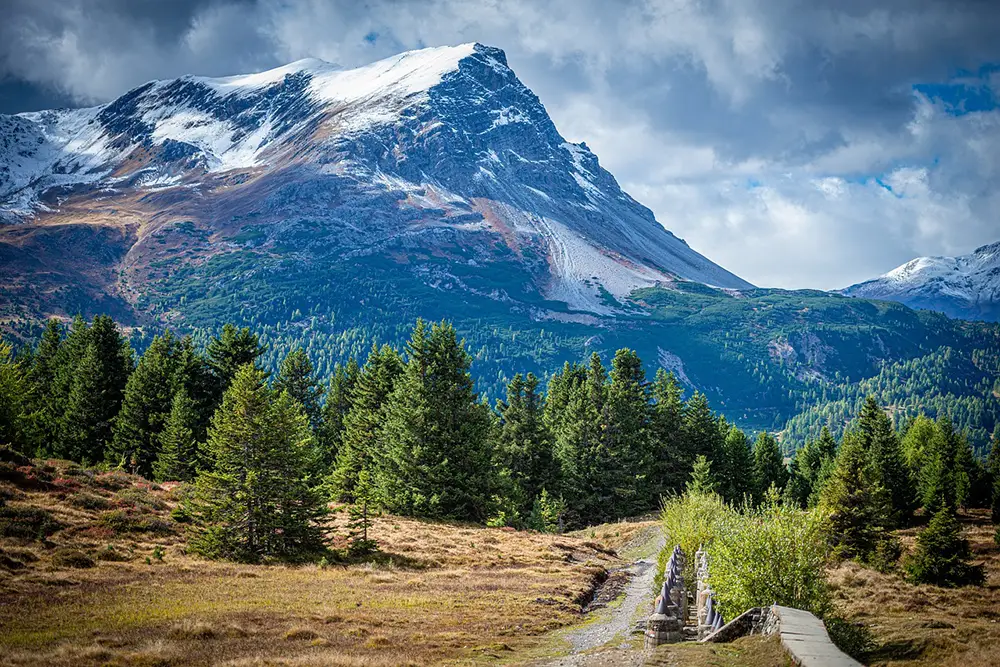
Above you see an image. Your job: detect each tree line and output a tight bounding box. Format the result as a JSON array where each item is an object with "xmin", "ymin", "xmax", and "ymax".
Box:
[{"xmin": 2, "ymin": 315, "xmax": 998, "ymax": 568}]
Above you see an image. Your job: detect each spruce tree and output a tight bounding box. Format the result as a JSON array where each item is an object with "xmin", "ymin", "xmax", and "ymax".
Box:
[
  {"xmin": 0, "ymin": 342, "xmax": 29, "ymax": 450},
  {"xmin": 109, "ymin": 332, "xmax": 179, "ymax": 475},
  {"xmin": 721, "ymin": 426, "xmax": 753, "ymax": 504},
  {"xmin": 152, "ymin": 388, "xmax": 201, "ymax": 482},
  {"xmin": 989, "ymin": 428, "xmax": 1000, "ymax": 525},
  {"xmin": 820, "ymin": 432, "xmax": 892, "ymax": 562},
  {"xmin": 60, "ymin": 316, "xmax": 132, "ymax": 464},
  {"xmin": 605, "ymin": 349, "xmax": 653, "ymax": 515},
  {"xmin": 904, "ymin": 506, "xmax": 985, "ymax": 587},
  {"xmin": 274, "ymin": 348, "xmax": 324, "ymax": 430},
  {"xmin": 173, "ymin": 335, "xmax": 217, "ymax": 443},
  {"xmin": 191, "ymin": 365, "xmax": 327, "ymax": 562},
  {"xmin": 543, "ymin": 362, "xmax": 586, "ymax": 437},
  {"xmin": 24, "ymin": 319, "xmax": 64, "ymax": 454},
  {"xmin": 752, "ymin": 432, "xmax": 788, "ymax": 500},
  {"xmin": 374, "ymin": 321, "xmax": 495, "ymax": 521},
  {"xmin": 206, "ymin": 324, "xmax": 264, "ymax": 392},
  {"xmin": 687, "ymin": 455, "xmax": 717, "ymax": 495},
  {"xmin": 682, "ymin": 392, "xmax": 721, "ymax": 462},
  {"xmin": 921, "ymin": 416, "xmax": 961, "ymax": 514},
  {"xmin": 317, "ymin": 358, "xmax": 359, "ymax": 471},
  {"xmin": 329, "ymin": 345, "xmax": 402, "ymax": 501},
  {"xmin": 496, "ymin": 373, "xmax": 558, "ymax": 516},
  {"xmin": 649, "ymin": 370, "xmax": 687, "ymax": 496},
  {"xmin": 858, "ymin": 396, "xmax": 914, "ymax": 525}
]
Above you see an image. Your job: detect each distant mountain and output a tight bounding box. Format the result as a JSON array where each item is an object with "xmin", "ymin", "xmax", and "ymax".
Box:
[
  {"xmin": 843, "ymin": 243, "xmax": 1000, "ymax": 322},
  {"xmin": 0, "ymin": 43, "xmax": 997, "ymax": 448}
]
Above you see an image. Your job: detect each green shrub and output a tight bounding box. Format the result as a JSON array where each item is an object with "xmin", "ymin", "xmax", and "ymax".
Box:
[
  {"xmin": 866, "ymin": 534, "xmax": 902, "ymax": 573},
  {"xmin": 658, "ymin": 492, "xmax": 731, "ymax": 583},
  {"xmin": 825, "ymin": 616, "xmax": 877, "ymax": 662},
  {"xmin": 114, "ymin": 487, "xmax": 167, "ymax": 512},
  {"xmin": 97, "ymin": 509, "xmax": 175, "ymax": 535},
  {"xmin": 51, "ymin": 548, "xmax": 96, "ymax": 569},
  {"xmin": 706, "ymin": 500, "xmax": 831, "ymax": 618},
  {"xmin": 92, "ymin": 471, "xmax": 133, "ymax": 491},
  {"xmin": 0, "ymin": 505, "xmax": 63, "ymax": 539},
  {"xmin": 904, "ymin": 507, "xmax": 985, "ymax": 587},
  {"xmin": 96, "ymin": 545, "xmax": 131, "ymax": 562}
]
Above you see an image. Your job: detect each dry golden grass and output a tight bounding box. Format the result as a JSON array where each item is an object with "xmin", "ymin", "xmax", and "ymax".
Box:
[
  {"xmin": 565, "ymin": 517, "xmax": 660, "ymax": 559},
  {"xmin": 0, "ymin": 458, "xmax": 618, "ymax": 666},
  {"xmin": 830, "ymin": 509, "xmax": 1000, "ymax": 667}
]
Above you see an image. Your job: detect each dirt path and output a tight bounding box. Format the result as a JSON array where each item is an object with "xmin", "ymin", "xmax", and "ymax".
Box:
[{"xmin": 542, "ymin": 528, "xmax": 666, "ymax": 667}]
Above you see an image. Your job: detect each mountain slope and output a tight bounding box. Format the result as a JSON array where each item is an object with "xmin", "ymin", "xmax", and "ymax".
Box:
[
  {"xmin": 0, "ymin": 43, "xmax": 750, "ymax": 319},
  {"xmin": 843, "ymin": 242, "xmax": 1000, "ymax": 322}
]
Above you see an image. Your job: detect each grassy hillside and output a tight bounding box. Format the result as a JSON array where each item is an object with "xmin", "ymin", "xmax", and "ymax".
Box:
[{"xmin": 0, "ymin": 452, "xmax": 621, "ymax": 666}]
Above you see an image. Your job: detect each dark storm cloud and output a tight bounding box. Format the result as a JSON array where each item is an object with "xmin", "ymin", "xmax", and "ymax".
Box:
[{"xmin": 1, "ymin": 0, "xmax": 999, "ymax": 288}]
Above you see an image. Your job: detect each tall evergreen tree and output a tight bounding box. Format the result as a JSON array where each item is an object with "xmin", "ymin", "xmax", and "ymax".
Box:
[
  {"xmin": 330, "ymin": 344, "xmax": 402, "ymax": 501},
  {"xmin": 152, "ymin": 388, "xmax": 201, "ymax": 482},
  {"xmin": 0, "ymin": 342, "xmax": 29, "ymax": 450},
  {"xmin": 989, "ymin": 428, "xmax": 1000, "ymax": 525},
  {"xmin": 23, "ymin": 319, "xmax": 64, "ymax": 454},
  {"xmin": 109, "ymin": 332, "xmax": 180, "ymax": 475},
  {"xmin": 820, "ymin": 431, "xmax": 893, "ymax": 562},
  {"xmin": 687, "ymin": 455, "xmax": 717, "ymax": 495},
  {"xmin": 720, "ymin": 426, "xmax": 753, "ymax": 504},
  {"xmin": 274, "ymin": 348, "xmax": 324, "ymax": 430},
  {"xmin": 921, "ymin": 416, "xmax": 962, "ymax": 514},
  {"xmin": 60, "ymin": 316, "xmax": 132, "ymax": 464},
  {"xmin": 496, "ymin": 373, "xmax": 557, "ymax": 516},
  {"xmin": 752, "ymin": 432, "xmax": 788, "ymax": 500},
  {"xmin": 857, "ymin": 396, "xmax": 914, "ymax": 525},
  {"xmin": 173, "ymin": 335, "xmax": 217, "ymax": 443},
  {"xmin": 905, "ymin": 506, "xmax": 985, "ymax": 587},
  {"xmin": 317, "ymin": 358, "xmax": 360, "ymax": 471},
  {"xmin": 206, "ymin": 324, "xmax": 264, "ymax": 392},
  {"xmin": 605, "ymin": 348, "xmax": 653, "ymax": 514},
  {"xmin": 682, "ymin": 392, "xmax": 721, "ymax": 463},
  {"xmin": 373, "ymin": 321, "xmax": 495, "ymax": 521},
  {"xmin": 649, "ymin": 370, "xmax": 687, "ymax": 496},
  {"xmin": 191, "ymin": 365, "xmax": 327, "ymax": 562}
]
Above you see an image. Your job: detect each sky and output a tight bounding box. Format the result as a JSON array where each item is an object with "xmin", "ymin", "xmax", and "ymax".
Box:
[{"xmin": 1, "ymin": 0, "xmax": 999, "ymax": 289}]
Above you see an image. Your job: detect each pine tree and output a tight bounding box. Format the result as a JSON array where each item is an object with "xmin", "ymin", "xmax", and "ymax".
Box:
[
  {"xmin": 206, "ymin": 324, "xmax": 264, "ymax": 392},
  {"xmin": 374, "ymin": 321, "xmax": 495, "ymax": 521},
  {"xmin": 496, "ymin": 373, "xmax": 557, "ymax": 516},
  {"xmin": 904, "ymin": 506, "xmax": 985, "ymax": 587},
  {"xmin": 173, "ymin": 335, "xmax": 217, "ymax": 444},
  {"xmin": 528, "ymin": 488, "xmax": 566, "ymax": 533},
  {"xmin": 109, "ymin": 332, "xmax": 180, "ymax": 475},
  {"xmin": 682, "ymin": 392, "xmax": 721, "ymax": 463},
  {"xmin": 153, "ymin": 388, "xmax": 201, "ymax": 482},
  {"xmin": 649, "ymin": 370, "xmax": 687, "ymax": 496},
  {"xmin": 191, "ymin": 365, "xmax": 327, "ymax": 562},
  {"xmin": 820, "ymin": 432, "xmax": 893, "ymax": 562},
  {"xmin": 857, "ymin": 396, "xmax": 914, "ymax": 525},
  {"xmin": 0, "ymin": 342, "xmax": 29, "ymax": 450},
  {"xmin": 752, "ymin": 432, "xmax": 788, "ymax": 500},
  {"xmin": 921, "ymin": 416, "xmax": 962, "ymax": 514},
  {"xmin": 720, "ymin": 426, "xmax": 753, "ymax": 504},
  {"xmin": 23, "ymin": 319, "xmax": 64, "ymax": 454},
  {"xmin": 605, "ymin": 349, "xmax": 653, "ymax": 515},
  {"xmin": 329, "ymin": 345, "xmax": 402, "ymax": 501},
  {"xmin": 60, "ymin": 316, "xmax": 132, "ymax": 464},
  {"xmin": 274, "ymin": 348, "xmax": 324, "ymax": 430},
  {"xmin": 316, "ymin": 358, "xmax": 359, "ymax": 471},
  {"xmin": 687, "ymin": 455, "xmax": 717, "ymax": 495}
]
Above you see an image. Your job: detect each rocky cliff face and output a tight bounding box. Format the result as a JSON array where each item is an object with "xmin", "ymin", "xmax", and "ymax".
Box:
[
  {"xmin": 0, "ymin": 43, "xmax": 750, "ymax": 320},
  {"xmin": 843, "ymin": 242, "xmax": 1000, "ymax": 322}
]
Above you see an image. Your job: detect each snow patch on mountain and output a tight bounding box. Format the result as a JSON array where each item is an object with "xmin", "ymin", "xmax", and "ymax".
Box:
[{"xmin": 843, "ymin": 242, "xmax": 1000, "ymax": 321}]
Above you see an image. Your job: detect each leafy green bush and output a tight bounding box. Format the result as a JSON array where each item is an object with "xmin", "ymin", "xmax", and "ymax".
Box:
[
  {"xmin": 706, "ymin": 500, "xmax": 831, "ymax": 618},
  {"xmin": 0, "ymin": 504, "xmax": 62, "ymax": 539},
  {"xmin": 97, "ymin": 509, "xmax": 175, "ymax": 535},
  {"xmin": 658, "ymin": 492, "xmax": 731, "ymax": 583}
]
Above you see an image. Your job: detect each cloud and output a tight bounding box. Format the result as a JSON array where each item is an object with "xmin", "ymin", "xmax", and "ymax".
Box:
[{"xmin": 1, "ymin": 0, "xmax": 999, "ymax": 288}]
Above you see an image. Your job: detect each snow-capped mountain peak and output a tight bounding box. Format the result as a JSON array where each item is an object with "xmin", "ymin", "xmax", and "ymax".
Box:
[
  {"xmin": 0, "ymin": 43, "xmax": 751, "ymax": 314},
  {"xmin": 843, "ymin": 243, "xmax": 1000, "ymax": 321}
]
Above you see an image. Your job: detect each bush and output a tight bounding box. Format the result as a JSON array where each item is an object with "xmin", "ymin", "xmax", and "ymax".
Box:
[
  {"xmin": 69, "ymin": 492, "xmax": 113, "ymax": 511},
  {"xmin": 826, "ymin": 616, "xmax": 877, "ymax": 662},
  {"xmin": 658, "ymin": 492, "xmax": 731, "ymax": 583},
  {"xmin": 96, "ymin": 545, "xmax": 131, "ymax": 562},
  {"xmin": 904, "ymin": 507, "xmax": 985, "ymax": 587},
  {"xmin": 92, "ymin": 471, "xmax": 133, "ymax": 491},
  {"xmin": 114, "ymin": 487, "xmax": 167, "ymax": 512},
  {"xmin": 51, "ymin": 548, "xmax": 96, "ymax": 569},
  {"xmin": 866, "ymin": 534, "xmax": 902, "ymax": 573},
  {"xmin": 705, "ymin": 499, "xmax": 831, "ymax": 618},
  {"xmin": 0, "ymin": 505, "xmax": 63, "ymax": 539}
]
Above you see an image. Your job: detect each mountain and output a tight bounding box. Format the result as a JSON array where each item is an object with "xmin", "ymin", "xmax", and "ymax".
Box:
[
  {"xmin": 0, "ymin": 43, "xmax": 749, "ymax": 319},
  {"xmin": 843, "ymin": 243, "xmax": 1000, "ymax": 322},
  {"xmin": 0, "ymin": 43, "xmax": 998, "ymax": 448}
]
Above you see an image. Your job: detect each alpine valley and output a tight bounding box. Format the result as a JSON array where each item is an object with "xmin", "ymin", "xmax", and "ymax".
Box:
[{"xmin": 1, "ymin": 43, "xmax": 998, "ymax": 448}]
